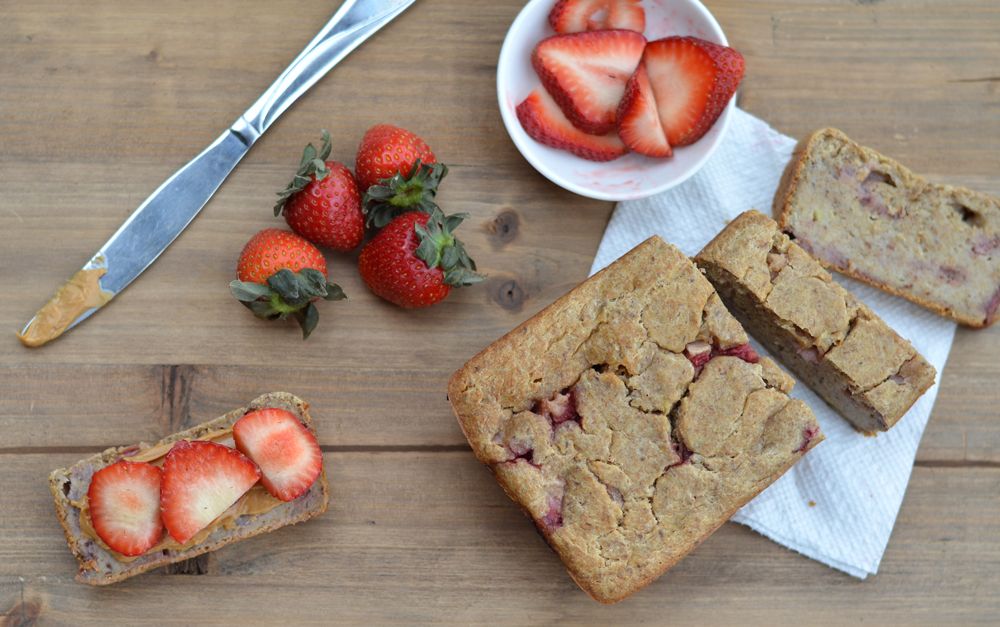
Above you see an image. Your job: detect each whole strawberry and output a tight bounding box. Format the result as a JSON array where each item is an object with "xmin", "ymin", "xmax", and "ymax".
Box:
[
  {"xmin": 274, "ymin": 130, "xmax": 364, "ymax": 252},
  {"xmin": 230, "ymin": 228, "xmax": 346, "ymax": 339},
  {"xmin": 357, "ymin": 209, "xmax": 484, "ymax": 308},
  {"xmin": 356, "ymin": 124, "xmax": 449, "ymax": 228}
]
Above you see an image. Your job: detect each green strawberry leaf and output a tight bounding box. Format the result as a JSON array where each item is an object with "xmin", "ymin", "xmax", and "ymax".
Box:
[
  {"xmin": 323, "ymin": 282, "xmax": 348, "ymax": 301},
  {"xmin": 274, "ymin": 130, "xmax": 333, "ymax": 216},
  {"xmin": 266, "ymin": 268, "xmax": 301, "ymax": 302},
  {"xmin": 233, "ymin": 265, "xmax": 347, "ymax": 338},
  {"xmin": 230, "ymin": 280, "xmax": 276, "ymax": 302},
  {"xmin": 361, "ymin": 160, "xmax": 450, "ymax": 228},
  {"xmin": 411, "ymin": 208, "xmax": 486, "ymax": 289},
  {"xmin": 293, "ymin": 302, "xmax": 320, "ymax": 340}
]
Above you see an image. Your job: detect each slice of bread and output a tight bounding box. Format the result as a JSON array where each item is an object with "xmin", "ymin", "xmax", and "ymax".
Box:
[
  {"xmin": 49, "ymin": 392, "xmax": 329, "ymax": 585},
  {"xmin": 774, "ymin": 127, "xmax": 1000, "ymax": 328}
]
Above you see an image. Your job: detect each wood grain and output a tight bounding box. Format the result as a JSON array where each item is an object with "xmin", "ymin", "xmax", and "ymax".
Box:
[
  {"xmin": 2, "ymin": 0, "xmax": 999, "ymax": 623},
  {"xmin": 2, "ymin": 452, "xmax": 998, "ymax": 625}
]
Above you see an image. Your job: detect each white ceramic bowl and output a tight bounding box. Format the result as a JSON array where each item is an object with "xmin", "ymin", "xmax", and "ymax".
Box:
[{"xmin": 497, "ymin": 0, "xmax": 735, "ymax": 201}]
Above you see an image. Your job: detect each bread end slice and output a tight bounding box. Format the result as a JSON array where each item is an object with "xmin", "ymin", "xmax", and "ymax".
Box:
[{"xmin": 50, "ymin": 391, "xmax": 330, "ymax": 585}]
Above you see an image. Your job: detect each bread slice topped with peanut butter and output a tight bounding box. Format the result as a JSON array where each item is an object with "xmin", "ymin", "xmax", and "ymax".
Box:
[{"xmin": 49, "ymin": 391, "xmax": 329, "ymax": 585}]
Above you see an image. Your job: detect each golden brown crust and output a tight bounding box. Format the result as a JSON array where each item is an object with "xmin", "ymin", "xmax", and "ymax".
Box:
[
  {"xmin": 449, "ymin": 237, "xmax": 822, "ymax": 604},
  {"xmin": 774, "ymin": 127, "xmax": 1000, "ymax": 328},
  {"xmin": 49, "ymin": 392, "xmax": 329, "ymax": 585},
  {"xmin": 696, "ymin": 210, "xmax": 936, "ymax": 433}
]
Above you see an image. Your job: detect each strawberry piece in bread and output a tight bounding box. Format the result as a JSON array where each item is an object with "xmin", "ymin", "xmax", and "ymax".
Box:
[
  {"xmin": 234, "ymin": 408, "xmax": 324, "ymax": 502},
  {"xmin": 517, "ymin": 87, "xmax": 629, "ymax": 162},
  {"xmin": 616, "ymin": 63, "xmax": 672, "ymax": 158},
  {"xmin": 531, "ymin": 30, "xmax": 646, "ymax": 135},
  {"xmin": 643, "ymin": 36, "xmax": 745, "ymax": 147},
  {"xmin": 548, "ymin": 0, "xmax": 645, "ymax": 34},
  {"xmin": 160, "ymin": 440, "xmax": 262, "ymax": 544},
  {"xmin": 87, "ymin": 461, "xmax": 164, "ymax": 557}
]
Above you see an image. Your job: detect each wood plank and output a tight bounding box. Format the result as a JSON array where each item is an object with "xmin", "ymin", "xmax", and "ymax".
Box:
[
  {"xmin": 0, "ymin": 161, "xmax": 605, "ymax": 367},
  {"xmin": 1, "ymin": 452, "xmax": 997, "ymax": 625}
]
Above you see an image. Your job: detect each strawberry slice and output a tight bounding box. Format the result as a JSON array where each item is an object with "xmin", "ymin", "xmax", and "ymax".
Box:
[
  {"xmin": 643, "ymin": 37, "xmax": 745, "ymax": 147},
  {"xmin": 531, "ymin": 30, "xmax": 646, "ymax": 135},
  {"xmin": 160, "ymin": 440, "xmax": 261, "ymax": 544},
  {"xmin": 517, "ymin": 88, "xmax": 629, "ymax": 162},
  {"xmin": 233, "ymin": 408, "xmax": 323, "ymax": 502},
  {"xmin": 87, "ymin": 461, "xmax": 164, "ymax": 557},
  {"xmin": 549, "ymin": 0, "xmax": 645, "ymax": 34},
  {"xmin": 616, "ymin": 63, "xmax": 672, "ymax": 158}
]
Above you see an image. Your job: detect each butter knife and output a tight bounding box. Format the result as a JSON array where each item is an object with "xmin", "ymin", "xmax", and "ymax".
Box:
[{"xmin": 19, "ymin": 0, "xmax": 418, "ymax": 347}]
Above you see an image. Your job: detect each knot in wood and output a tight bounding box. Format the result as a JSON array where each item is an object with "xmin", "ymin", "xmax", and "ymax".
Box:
[
  {"xmin": 494, "ymin": 279, "xmax": 525, "ymax": 311},
  {"xmin": 489, "ymin": 210, "xmax": 520, "ymax": 245}
]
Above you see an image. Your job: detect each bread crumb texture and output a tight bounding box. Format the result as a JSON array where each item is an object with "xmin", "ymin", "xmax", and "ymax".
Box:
[
  {"xmin": 696, "ymin": 210, "xmax": 936, "ymax": 433},
  {"xmin": 448, "ymin": 237, "xmax": 821, "ymax": 604},
  {"xmin": 776, "ymin": 127, "xmax": 1000, "ymax": 328}
]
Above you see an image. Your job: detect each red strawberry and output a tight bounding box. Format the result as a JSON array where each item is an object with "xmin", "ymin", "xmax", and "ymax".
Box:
[
  {"xmin": 355, "ymin": 124, "xmax": 437, "ymax": 191},
  {"xmin": 274, "ymin": 131, "xmax": 364, "ymax": 252},
  {"xmin": 549, "ymin": 0, "xmax": 645, "ymax": 34},
  {"xmin": 643, "ymin": 37, "xmax": 745, "ymax": 147},
  {"xmin": 531, "ymin": 30, "xmax": 646, "ymax": 135},
  {"xmin": 233, "ymin": 408, "xmax": 323, "ymax": 502},
  {"xmin": 616, "ymin": 63, "xmax": 672, "ymax": 158},
  {"xmin": 230, "ymin": 229, "xmax": 346, "ymax": 339},
  {"xmin": 356, "ymin": 125, "xmax": 449, "ymax": 229},
  {"xmin": 357, "ymin": 209, "xmax": 485, "ymax": 308},
  {"xmin": 517, "ymin": 88, "xmax": 629, "ymax": 162},
  {"xmin": 87, "ymin": 461, "xmax": 164, "ymax": 557},
  {"xmin": 160, "ymin": 440, "xmax": 262, "ymax": 545}
]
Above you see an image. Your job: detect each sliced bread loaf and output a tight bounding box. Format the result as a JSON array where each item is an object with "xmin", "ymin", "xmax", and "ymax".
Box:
[{"xmin": 774, "ymin": 127, "xmax": 1000, "ymax": 328}]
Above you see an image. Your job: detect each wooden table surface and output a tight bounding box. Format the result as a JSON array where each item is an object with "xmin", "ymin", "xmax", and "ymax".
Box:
[{"xmin": 2, "ymin": 0, "xmax": 998, "ymax": 624}]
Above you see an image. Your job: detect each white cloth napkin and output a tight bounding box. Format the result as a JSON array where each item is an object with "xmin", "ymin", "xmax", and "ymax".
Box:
[{"xmin": 589, "ymin": 108, "xmax": 956, "ymax": 579}]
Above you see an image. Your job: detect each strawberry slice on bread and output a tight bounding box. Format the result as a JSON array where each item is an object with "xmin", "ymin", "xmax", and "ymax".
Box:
[
  {"xmin": 87, "ymin": 461, "xmax": 164, "ymax": 557},
  {"xmin": 616, "ymin": 62, "xmax": 672, "ymax": 158},
  {"xmin": 531, "ymin": 29, "xmax": 646, "ymax": 135},
  {"xmin": 233, "ymin": 408, "xmax": 324, "ymax": 502},
  {"xmin": 160, "ymin": 440, "xmax": 262, "ymax": 544},
  {"xmin": 549, "ymin": 0, "xmax": 645, "ymax": 34},
  {"xmin": 517, "ymin": 88, "xmax": 629, "ymax": 162},
  {"xmin": 643, "ymin": 36, "xmax": 745, "ymax": 147}
]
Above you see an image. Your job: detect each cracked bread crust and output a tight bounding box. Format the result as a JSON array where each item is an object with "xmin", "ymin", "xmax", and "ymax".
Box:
[
  {"xmin": 448, "ymin": 237, "xmax": 823, "ymax": 604},
  {"xmin": 49, "ymin": 392, "xmax": 330, "ymax": 585},
  {"xmin": 695, "ymin": 210, "xmax": 936, "ymax": 433},
  {"xmin": 774, "ymin": 127, "xmax": 1000, "ymax": 328}
]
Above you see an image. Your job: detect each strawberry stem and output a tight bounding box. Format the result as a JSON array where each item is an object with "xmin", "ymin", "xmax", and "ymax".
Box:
[
  {"xmin": 274, "ymin": 130, "xmax": 333, "ymax": 216},
  {"xmin": 230, "ymin": 268, "xmax": 347, "ymax": 339},
  {"xmin": 362, "ymin": 160, "xmax": 449, "ymax": 228},
  {"xmin": 412, "ymin": 209, "xmax": 486, "ymax": 288}
]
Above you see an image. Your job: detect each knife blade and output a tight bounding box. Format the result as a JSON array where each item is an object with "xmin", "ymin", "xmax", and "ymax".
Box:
[{"xmin": 19, "ymin": 0, "xmax": 418, "ymax": 346}]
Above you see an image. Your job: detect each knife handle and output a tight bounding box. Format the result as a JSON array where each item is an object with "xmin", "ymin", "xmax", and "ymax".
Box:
[{"xmin": 232, "ymin": 0, "xmax": 413, "ymax": 146}]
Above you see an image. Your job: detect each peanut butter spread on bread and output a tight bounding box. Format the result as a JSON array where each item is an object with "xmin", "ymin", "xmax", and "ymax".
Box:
[
  {"xmin": 49, "ymin": 392, "xmax": 330, "ymax": 585},
  {"xmin": 72, "ymin": 426, "xmax": 284, "ymax": 562},
  {"xmin": 449, "ymin": 237, "xmax": 822, "ymax": 604}
]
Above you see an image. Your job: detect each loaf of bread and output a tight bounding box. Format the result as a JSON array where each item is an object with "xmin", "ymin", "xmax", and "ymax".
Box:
[
  {"xmin": 774, "ymin": 127, "xmax": 1000, "ymax": 328},
  {"xmin": 695, "ymin": 210, "xmax": 936, "ymax": 433},
  {"xmin": 50, "ymin": 392, "xmax": 329, "ymax": 585},
  {"xmin": 448, "ymin": 236, "xmax": 822, "ymax": 604}
]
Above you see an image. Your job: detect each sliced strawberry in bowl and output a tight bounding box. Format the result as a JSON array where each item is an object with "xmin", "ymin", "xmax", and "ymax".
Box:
[
  {"xmin": 531, "ymin": 29, "xmax": 646, "ymax": 135},
  {"xmin": 233, "ymin": 408, "xmax": 324, "ymax": 502},
  {"xmin": 549, "ymin": 0, "xmax": 645, "ymax": 34},
  {"xmin": 517, "ymin": 87, "xmax": 629, "ymax": 162},
  {"xmin": 644, "ymin": 36, "xmax": 745, "ymax": 147},
  {"xmin": 160, "ymin": 440, "xmax": 262, "ymax": 545},
  {"xmin": 616, "ymin": 63, "xmax": 672, "ymax": 158},
  {"xmin": 87, "ymin": 460, "xmax": 164, "ymax": 557}
]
